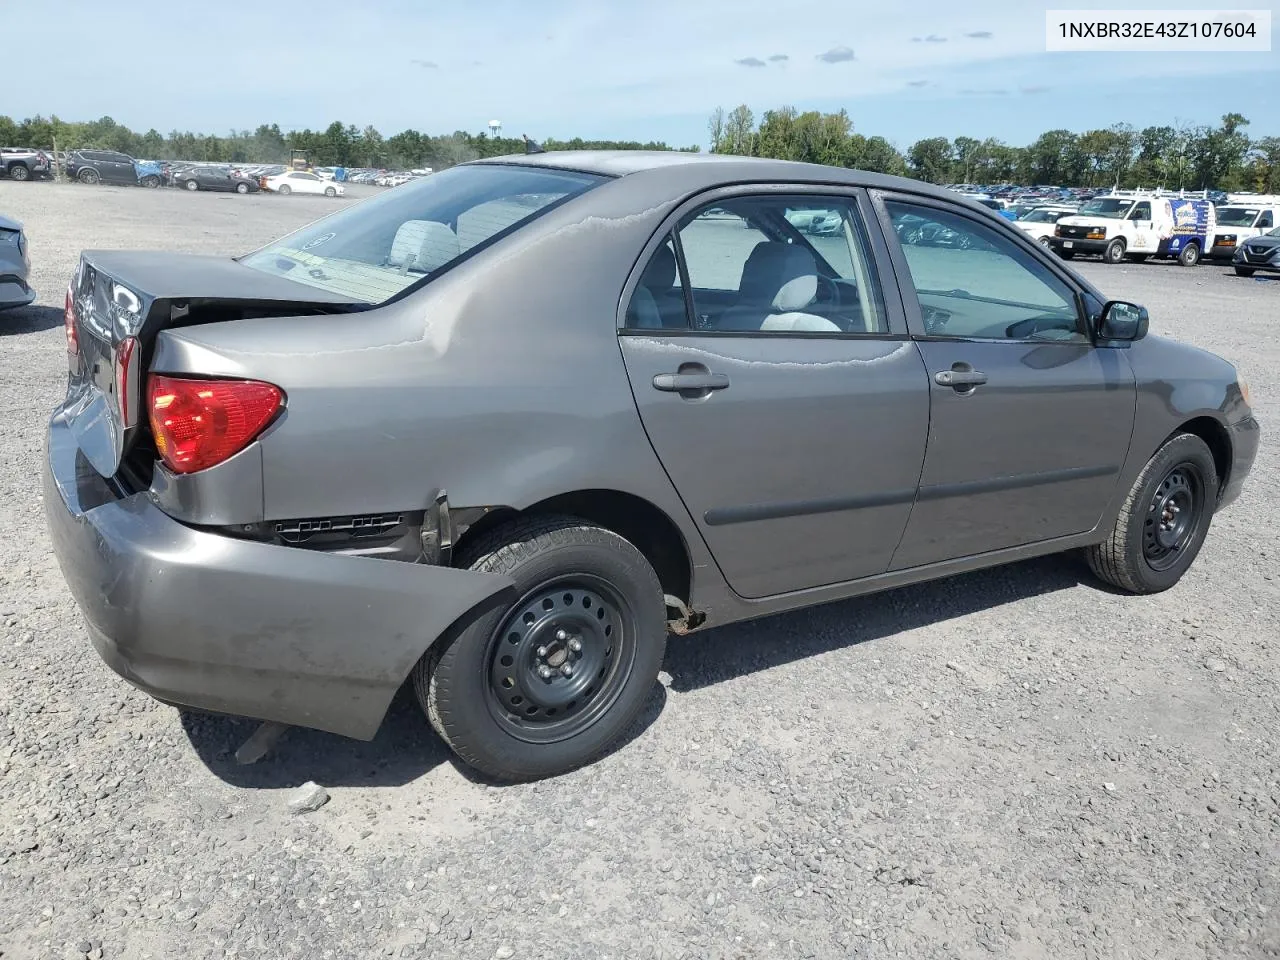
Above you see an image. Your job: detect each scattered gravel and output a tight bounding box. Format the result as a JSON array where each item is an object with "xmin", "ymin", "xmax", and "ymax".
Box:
[{"xmin": 1, "ymin": 183, "xmax": 1278, "ymax": 959}]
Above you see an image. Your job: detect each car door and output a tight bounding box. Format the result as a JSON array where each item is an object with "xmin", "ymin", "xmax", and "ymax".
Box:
[
  {"xmin": 104, "ymin": 152, "xmax": 133, "ymax": 184},
  {"xmin": 618, "ymin": 190, "xmax": 931, "ymax": 599},
  {"xmin": 295, "ymin": 172, "xmax": 321, "ymax": 194},
  {"xmin": 1124, "ymin": 200, "xmax": 1157, "ymax": 253},
  {"xmin": 870, "ymin": 192, "xmax": 1136, "ymax": 570}
]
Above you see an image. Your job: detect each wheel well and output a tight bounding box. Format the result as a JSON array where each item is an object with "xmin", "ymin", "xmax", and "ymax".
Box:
[
  {"xmin": 452, "ymin": 490, "xmax": 693, "ymax": 604},
  {"xmin": 1176, "ymin": 416, "xmax": 1231, "ymax": 490}
]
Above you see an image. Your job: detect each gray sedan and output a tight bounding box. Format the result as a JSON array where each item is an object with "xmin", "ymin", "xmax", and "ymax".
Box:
[
  {"xmin": 0, "ymin": 213, "xmax": 35, "ymax": 309},
  {"xmin": 44, "ymin": 152, "xmax": 1259, "ymax": 782}
]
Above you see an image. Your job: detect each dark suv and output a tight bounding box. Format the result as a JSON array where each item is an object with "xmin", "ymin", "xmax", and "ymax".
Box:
[{"xmin": 65, "ymin": 150, "xmax": 160, "ymax": 187}]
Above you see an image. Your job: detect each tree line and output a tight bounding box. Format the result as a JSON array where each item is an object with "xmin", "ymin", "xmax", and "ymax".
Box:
[
  {"xmin": 709, "ymin": 106, "xmax": 1276, "ymax": 192},
  {"xmin": 4, "ymin": 109, "xmax": 1277, "ymax": 192},
  {"xmin": 0, "ymin": 114, "xmax": 700, "ymax": 170}
]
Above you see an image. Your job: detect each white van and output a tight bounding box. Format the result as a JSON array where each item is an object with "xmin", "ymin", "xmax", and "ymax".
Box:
[
  {"xmin": 1206, "ymin": 197, "xmax": 1280, "ymax": 261},
  {"xmin": 1048, "ymin": 191, "xmax": 1217, "ymax": 266}
]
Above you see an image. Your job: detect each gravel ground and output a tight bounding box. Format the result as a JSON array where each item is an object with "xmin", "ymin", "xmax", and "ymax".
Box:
[{"xmin": 1, "ymin": 182, "xmax": 1277, "ymax": 960}]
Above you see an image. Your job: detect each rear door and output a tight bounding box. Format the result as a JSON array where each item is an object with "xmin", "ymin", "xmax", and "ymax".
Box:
[
  {"xmin": 870, "ymin": 192, "xmax": 1136, "ymax": 570},
  {"xmin": 105, "ymin": 152, "xmax": 135, "ymax": 184},
  {"xmin": 618, "ymin": 188, "xmax": 931, "ymax": 599}
]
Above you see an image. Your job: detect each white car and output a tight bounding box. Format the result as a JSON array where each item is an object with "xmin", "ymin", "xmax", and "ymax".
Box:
[
  {"xmin": 264, "ymin": 171, "xmax": 344, "ymax": 197},
  {"xmin": 1014, "ymin": 205, "xmax": 1079, "ymax": 246}
]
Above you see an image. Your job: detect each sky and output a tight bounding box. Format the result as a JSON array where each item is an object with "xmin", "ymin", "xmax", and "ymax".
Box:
[{"xmin": 5, "ymin": 0, "xmax": 1279, "ymax": 148}]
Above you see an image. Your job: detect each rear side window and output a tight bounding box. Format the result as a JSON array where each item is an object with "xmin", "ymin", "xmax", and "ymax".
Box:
[
  {"xmin": 240, "ymin": 164, "xmax": 604, "ymax": 305},
  {"xmin": 659, "ymin": 195, "xmax": 887, "ymax": 335}
]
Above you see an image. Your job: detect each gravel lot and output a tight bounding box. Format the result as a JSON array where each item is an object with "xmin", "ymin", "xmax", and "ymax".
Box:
[{"xmin": 1, "ymin": 182, "xmax": 1277, "ymax": 960}]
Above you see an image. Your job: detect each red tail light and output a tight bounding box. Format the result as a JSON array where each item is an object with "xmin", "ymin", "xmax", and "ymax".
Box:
[
  {"xmin": 64, "ymin": 286, "xmax": 79, "ymax": 355},
  {"xmin": 148, "ymin": 376, "xmax": 284, "ymax": 474}
]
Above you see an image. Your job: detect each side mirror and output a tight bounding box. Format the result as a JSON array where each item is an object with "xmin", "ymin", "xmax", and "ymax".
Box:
[{"xmin": 1098, "ymin": 300, "xmax": 1149, "ymax": 342}]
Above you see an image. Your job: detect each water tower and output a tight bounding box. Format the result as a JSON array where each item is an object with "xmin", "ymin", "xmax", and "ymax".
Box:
[{"xmin": 488, "ymin": 120, "xmax": 502, "ymax": 139}]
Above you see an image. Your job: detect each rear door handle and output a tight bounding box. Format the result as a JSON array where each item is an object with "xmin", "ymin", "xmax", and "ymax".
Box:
[
  {"xmin": 652, "ymin": 372, "xmax": 730, "ymax": 392},
  {"xmin": 934, "ymin": 369, "xmax": 988, "ymax": 387}
]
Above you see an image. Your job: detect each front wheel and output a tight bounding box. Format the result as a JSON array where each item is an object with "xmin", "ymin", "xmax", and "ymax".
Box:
[
  {"xmin": 1234, "ymin": 266, "xmax": 1255, "ymax": 277},
  {"xmin": 185, "ymin": 179, "xmax": 198, "ymax": 191},
  {"xmin": 414, "ymin": 516, "xmax": 668, "ymax": 782},
  {"xmin": 1086, "ymin": 433, "xmax": 1218, "ymax": 594},
  {"xmin": 140, "ymin": 175, "xmax": 160, "ymax": 188},
  {"xmin": 1037, "ymin": 235, "xmax": 1051, "ymax": 247},
  {"xmin": 235, "ymin": 181, "xmax": 249, "ymax": 194},
  {"xmin": 324, "ymin": 186, "xmax": 337, "ymax": 197},
  {"xmin": 7, "ymin": 164, "xmax": 30, "ymax": 182},
  {"xmin": 1178, "ymin": 243, "xmax": 1201, "ymax": 267},
  {"xmin": 1103, "ymin": 239, "xmax": 1126, "ymax": 264}
]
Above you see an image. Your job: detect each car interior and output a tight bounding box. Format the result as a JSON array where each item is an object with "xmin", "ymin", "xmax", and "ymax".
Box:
[{"xmin": 626, "ymin": 198, "xmax": 885, "ymax": 335}]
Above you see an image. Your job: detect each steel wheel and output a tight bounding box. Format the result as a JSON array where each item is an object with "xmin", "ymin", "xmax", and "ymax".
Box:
[
  {"xmin": 1142, "ymin": 464, "xmax": 1205, "ymax": 572},
  {"xmin": 484, "ymin": 576, "xmax": 636, "ymax": 745}
]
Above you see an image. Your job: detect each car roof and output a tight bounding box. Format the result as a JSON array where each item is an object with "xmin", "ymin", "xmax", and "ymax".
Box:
[{"xmin": 468, "ymin": 150, "xmax": 961, "ymax": 201}]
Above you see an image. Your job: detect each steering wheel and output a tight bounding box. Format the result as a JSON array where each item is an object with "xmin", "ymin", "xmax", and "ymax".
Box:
[{"xmin": 812, "ymin": 275, "xmax": 841, "ymax": 306}]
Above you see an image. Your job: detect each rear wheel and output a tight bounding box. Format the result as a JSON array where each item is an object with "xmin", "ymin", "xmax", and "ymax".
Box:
[
  {"xmin": 1178, "ymin": 242, "xmax": 1201, "ymax": 267},
  {"xmin": 7, "ymin": 164, "xmax": 30, "ymax": 182},
  {"xmin": 1086, "ymin": 433, "xmax": 1218, "ymax": 594},
  {"xmin": 414, "ymin": 516, "xmax": 668, "ymax": 782},
  {"xmin": 277, "ymin": 184, "xmax": 291, "ymax": 195},
  {"xmin": 1234, "ymin": 266, "xmax": 1255, "ymax": 277},
  {"xmin": 1103, "ymin": 238, "xmax": 1126, "ymax": 264},
  {"xmin": 78, "ymin": 168, "xmax": 100, "ymax": 185}
]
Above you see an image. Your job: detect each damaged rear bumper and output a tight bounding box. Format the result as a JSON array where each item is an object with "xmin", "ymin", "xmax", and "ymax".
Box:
[{"xmin": 43, "ymin": 410, "xmax": 514, "ymax": 740}]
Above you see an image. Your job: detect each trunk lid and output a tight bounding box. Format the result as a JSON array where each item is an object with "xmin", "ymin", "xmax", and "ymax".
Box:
[{"xmin": 63, "ymin": 250, "xmax": 362, "ymax": 480}]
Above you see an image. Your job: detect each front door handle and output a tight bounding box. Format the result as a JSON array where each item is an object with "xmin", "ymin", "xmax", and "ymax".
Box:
[
  {"xmin": 653, "ymin": 372, "xmax": 730, "ymax": 392},
  {"xmin": 934, "ymin": 369, "xmax": 988, "ymax": 388}
]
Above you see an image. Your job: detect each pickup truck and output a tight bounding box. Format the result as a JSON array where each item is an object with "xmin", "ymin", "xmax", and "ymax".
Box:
[{"xmin": 0, "ymin": 148, "xmax": 52, "ymax": 182}]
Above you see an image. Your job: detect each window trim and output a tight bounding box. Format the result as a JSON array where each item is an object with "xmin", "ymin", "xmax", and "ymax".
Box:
[
  {"xmin": 868, "ymin": 189, "xmax": 1096, "ymax": 346},
  {"xmin": 617, "ymin": 184, "xmax": 908, "ymax": 340}
]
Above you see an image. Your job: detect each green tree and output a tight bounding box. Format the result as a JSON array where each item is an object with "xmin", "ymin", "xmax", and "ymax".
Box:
[{"xmin": 908, "ymin": 137, "xmax": 952, "ymax": 183}]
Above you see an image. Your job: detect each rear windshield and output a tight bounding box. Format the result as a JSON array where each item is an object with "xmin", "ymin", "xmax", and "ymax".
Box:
[{"xmin": 238, "ymin": 163, "xmax": 605, "ymax": 304}]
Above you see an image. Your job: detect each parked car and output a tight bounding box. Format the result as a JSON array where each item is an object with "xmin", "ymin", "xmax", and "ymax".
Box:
[
  {"xmin": 1013, "ymin": 204, "xmax": 1080, "ymax": 246},
  {"xmin": 65, "ymin": 150, "xmax": 162, "ymax": 188},
  {"xmin": 44, "ymin": 152, "xmax": 1258, "ymax": 783},
  {"xmin": 785, "ymin": 207, "xmax": 842, "ymax": 235},
  {"xmin": 0, "ymin": 147, "xmax": 52, "ymax": 182},
  {"xmin": 173, "ymin": 165, "xmax": 261, "ymax": 194},
  {"xmin": 263, "ymin": 170, "xmax": 343, "ymax": 196},
  {"xmin": 1232, "ymin": 225, "xmax": 1280, "ymax": 276},
  {"xmin": 0, "ymin": 213, "xmax": 34, "ymax": 309}
]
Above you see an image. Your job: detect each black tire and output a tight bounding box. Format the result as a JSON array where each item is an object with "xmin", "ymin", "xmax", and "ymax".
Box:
[
  {"xmin": 1234, "ymin": 266, "xmax": 1255, "ymax": 277},
  {"xmin": 1103, "ymin": 238, "xmax": 1126, "ymax": 264},
  {"xmin": 1037, "ymin": 235, "xmax": 1051, "ymax": 247},
  {"xmin": 414, "ymin": 516, "xmax": 667, "ymax": 782},
  {"xmin": 185, "ymin": 179, "xmax": 198, "ymax": 191},
  {"xmin": 1178, "ymin": 242, "xmax": 1201, "ymax": 267},
  {"xmin": 140, "ymin": 175, "xmax": 160, "ymax": 188},
  {"xmin": 7, "ymin": 163, "xmax": 30, "ymax": 182},
  {"xmin": 236, "ymin": 181, "xmax": 249, "ymax": 194},
  {"xmin": 324, "ymin": 186, "xmax": 337, "ymax": 197},
  {"xmin": 1086, "ymin": 433, "xmax": 1219, "ymax": 594},
  {"xmin": 78, "ymin": 168, "xmax": 100, "ymax": 185},
  {"xmin": 1057, "ymin": 249, "xmax": 1075, "ymax": 260},
  {"xmin": 277, "ymin": 184, "xmax": 291, "ymax": 195}
]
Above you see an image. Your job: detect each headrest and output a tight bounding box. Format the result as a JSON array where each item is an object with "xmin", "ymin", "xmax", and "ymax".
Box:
[
  {"xmin": 737, "ymin": 242, "xmax": 818, "ymax": 313},
  {"xmin": 641, "ymin": 243, "xmax": 677, "ymax": 290},
  {"xmin": 389, "ymin": 220, "xmax": 460, "ymax": 272}
]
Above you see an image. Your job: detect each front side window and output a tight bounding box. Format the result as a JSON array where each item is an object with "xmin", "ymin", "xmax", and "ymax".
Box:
[
  {"xmin": 1128, "ymin": 202, "xmax": 1152, "ymax": 220},
  {"xmin": 1259, "ymin": 211, "xmax": 1274, "ymax": 229},
  {"xmin": 886, "ymin": 200, "xmax": 1086, "ymax": 343},
  {"xmin": 671, "ymin": 196, "xmax": 887, "ymax": 334},
  {"xmin": 240, "ymin": 163, "xmax": 603, "ymax": 304}
]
